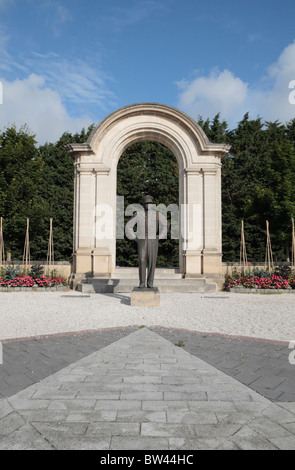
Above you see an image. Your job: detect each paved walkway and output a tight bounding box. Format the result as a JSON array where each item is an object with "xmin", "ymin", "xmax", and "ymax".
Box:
[{"xmin": 0, "ymin": 328, "xmax": 295, "ymax": 450}]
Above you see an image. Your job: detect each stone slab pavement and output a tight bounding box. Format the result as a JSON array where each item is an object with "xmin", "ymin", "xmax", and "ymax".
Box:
[{"xmin": 0, "ymin": 327, "xmax": 295, "ymax": 450}]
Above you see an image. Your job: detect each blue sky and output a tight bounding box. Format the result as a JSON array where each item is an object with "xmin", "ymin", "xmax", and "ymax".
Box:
[{"xmin": 0, "ymin": 0, "xmax": 295, "ymax": 143}]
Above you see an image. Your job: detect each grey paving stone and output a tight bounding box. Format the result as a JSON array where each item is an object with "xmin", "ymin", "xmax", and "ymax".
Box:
[
  {"xmin": 278, "ymin": 392, "xmax": 295, "ymax": 401},
  {"xmin": 0, "ymin": 423, "xmax": 54, "ymax": 450},
  {"xmin": 120, "ymin": 391, "xmax": 163, "ymax": 400},
  {"xmin": 168, "ymin": 437, "xmax": 222, "ymax": 450},
  {"xmin": 110, "ymin": 436, "xmax": 169, "ymax": 450},
  {"xmin": 86, "ymin": 422, "xmax": 140, "ymax": 437},
  {"xmin": 94, "ymin": 399, "xmax": 142, "ymax": 411},
  {"xmin": 247, "ymin": 416, "xmax": 293, "ymax": 439},
  {"xmin": 164, "ymin": 391, "xmax": 207, "ymax": 401},
  {"xmin": 116, "ymin": 410, "xmax": 166, "ymax": 423},
  {"xmin": 47, "ymin": 398, "xmax": 96, "ymax": 411},
  {"xmin": 166, "ymin": 410, "xmax": 218, "ymax": 424},
  {"xmin": 142, "ymin": 400, "xmax": 189, "ymax": 411},
  {"xmin": 31, "ymin": 389, "xmax": 78, "ymax": 400},
  {"xmin": 20, "ymin": 409, "xmax": 69, "ymax": 422},
  {"xmin": 51, "ymin": 436, "xmax": 111, "ymax": 450},
  {"xmin": 228, "ymin": 424, "xmax": 279, "ymax": 450},
  {"xmin": 37, "ymin": 420, "xmax": 89, "ymax": 433},
  {"xmin": 267, "ymin": 436, "xmax": 295, "ymax": 450},
  {"xmin": 0, "ymin": 399, "xmax": 14, "ymax": 419},
  {"xmin": 66, "ymin": 410, "xmax": 117, "ymax": 422},
  {"xmin": 0, "ymin": 412, "xmax": 26, "ymax": 436},
  {"xmin": 141, "ymin": 422, "xmax": 196, "ymax": 438},
  {"xmin": 194, "ymin": 423, "xmax": 242, "ymax": 440},
  {"xmin": 7, "ymin": 398, "xmax": 50, "ymax": 410},
  {"xmin": 250, "ymin": 375, "xmax": 286, "ymax": 390}
]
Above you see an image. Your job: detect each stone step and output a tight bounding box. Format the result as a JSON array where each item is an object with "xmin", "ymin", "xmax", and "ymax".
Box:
[
  {"xmin": 77, "ymin": 277, "xmax": 217, "ymax": 294},
  {"xmin": 111, "ymin": 267, "xmax": 182, "ymax": 279}
]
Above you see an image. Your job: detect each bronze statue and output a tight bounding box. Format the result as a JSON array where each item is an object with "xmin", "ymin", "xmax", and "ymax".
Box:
[{"xmin": 126, "ymin": 195, "xmax": 168, "ymax": 288}]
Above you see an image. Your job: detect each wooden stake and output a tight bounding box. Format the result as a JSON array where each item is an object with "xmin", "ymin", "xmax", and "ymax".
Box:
[
  {"xmin": 265, "ymin": 220, "xmax": 274, "ymax": 272},
  {"xmin": 0, "ymin": 217, "xmax": 5, "ymax": 266},
  {"xmin": 292, "ymin": 217, "xmax": 295, "ymax": 266},
  {"xmin": 47, "ymin": 218, "xmax": 54, "ymax": 275},
  {"xmin": 22, "ymin": 218, "xmax": 30, "ymax": 268},
  {"xmin": 240, "ymin": 219, "xmax": 248, "ymax": 273}
]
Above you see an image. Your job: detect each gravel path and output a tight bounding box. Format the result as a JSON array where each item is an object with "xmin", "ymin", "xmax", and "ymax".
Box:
[{"xmin": 0, "ymin": 291, "xmax": 294, "ymax": 343}]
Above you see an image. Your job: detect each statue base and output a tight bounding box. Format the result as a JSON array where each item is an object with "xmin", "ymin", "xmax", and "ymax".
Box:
[{"xmin": 130, "ymin": 287, "xmax": 160, "ymax": 307}]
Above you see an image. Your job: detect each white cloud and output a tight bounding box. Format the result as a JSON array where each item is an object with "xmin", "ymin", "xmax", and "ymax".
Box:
[
  {"xmin": 0, "ymin": 44, "xmax": 116, "ymax": 144},
  {"xmin": 177, "ymin": 69, "xmax": 248, "ymax": 124},
  {"xmin": 261, "ymin": 41, "xmax": 295, "ymax": 122},
  {"xmin": 177, "ymin": 41, "xmax": 295, "ymax": 127},
  {"xmin": 0, "ymin": 74, "xmax": 93, "ymax": 144}
]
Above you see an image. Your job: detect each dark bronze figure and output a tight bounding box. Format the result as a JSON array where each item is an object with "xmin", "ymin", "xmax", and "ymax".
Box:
[{"xmin": 126, "ymin": 195, "xmax": 168, "ymax": 288}]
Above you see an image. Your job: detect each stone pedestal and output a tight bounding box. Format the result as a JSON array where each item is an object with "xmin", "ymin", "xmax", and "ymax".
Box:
[{"xmin": 131, "ymin": 287, "xmax": 160, "ymax": 307}]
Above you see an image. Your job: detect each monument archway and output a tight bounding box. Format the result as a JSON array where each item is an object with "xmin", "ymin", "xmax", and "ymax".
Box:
[{"xmin": 67, "ymin": 103, "xmax": 230, "ymax": 287}]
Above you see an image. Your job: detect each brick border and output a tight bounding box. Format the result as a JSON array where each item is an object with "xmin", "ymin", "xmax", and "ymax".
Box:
[{"xmin": 1, "ymin": 324, "xmax": 290, "ymax": 346}]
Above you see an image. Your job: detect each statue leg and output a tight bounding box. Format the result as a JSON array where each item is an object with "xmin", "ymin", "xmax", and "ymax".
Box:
[
  {"xmin": 137, "ymin": 239, "xmax": 147, "ymax": 288},
  {"xmin": 147, "ymin": 239, "xmax": 158, "ymax": 288}
]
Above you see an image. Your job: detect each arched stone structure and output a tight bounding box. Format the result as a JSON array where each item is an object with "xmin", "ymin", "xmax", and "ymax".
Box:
[{"xmin": 67, "ymin": 103, "xmax": 230, "ymax": 286}]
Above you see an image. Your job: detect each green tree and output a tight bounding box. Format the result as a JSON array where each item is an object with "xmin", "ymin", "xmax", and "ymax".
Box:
[
  {"xmin": 248, "ymin": 136, "xmax": 295, "ymax": 260},
  {"xmin": 0, "ymin": 124, "xmax": 48, "ymax": 260},
  {"xmin": 197, "ymin": 113, "xmax": 229, "ymax": 144},
  {"xmin": 218, "ymin": 115, "xmax": 295, "ymax": 262},
  {"xmin": 223, "ymin": 113, "xmax": 267, "ymax": 261},
  {"xmin": 38, "ymin": 125, "xmax": 94, "ymax": 261}
]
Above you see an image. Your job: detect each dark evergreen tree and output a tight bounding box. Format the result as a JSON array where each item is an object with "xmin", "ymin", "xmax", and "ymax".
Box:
[
  {"xmin": 248, "ymin": 131, "xmax": 295, "ymax": 261},
  {"xmin": 0, "ymin": 124, "xmax": 48, "ymax": 260},
  {"xmin": 38, "ymin": 125, "xmax": 94, "ymax": 261}
]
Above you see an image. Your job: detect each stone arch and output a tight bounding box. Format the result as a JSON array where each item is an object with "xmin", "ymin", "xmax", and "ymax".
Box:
[{"xmin": 67, "ymin": 103, "xmax": 230, "ymax": 284}]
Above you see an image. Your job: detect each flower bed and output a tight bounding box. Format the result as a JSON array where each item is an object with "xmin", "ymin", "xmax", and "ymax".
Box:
[
  {"xmin": 0, "ymin": 274, "xmax": 69, "ymax": 289},
  {"xmin": 227, "ymin": 273, "xmax": 295, "ymax": 292}
]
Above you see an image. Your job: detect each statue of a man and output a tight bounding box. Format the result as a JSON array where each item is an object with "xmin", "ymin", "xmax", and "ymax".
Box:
[{"xmin": 126, "ymin": 195, "xmax": 168, "ymax": 288}]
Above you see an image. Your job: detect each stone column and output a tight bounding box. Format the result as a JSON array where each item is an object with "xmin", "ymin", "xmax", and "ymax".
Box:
[
  {"xmin": 202, "ymin": 166, "xmax": 222, "ymax": 275},
  {"xmin": 92, "ymin": 167, "xmax": 113, "ymax": 277},
  {"xmin": 183, "ymin": 168, "xmax": 203, "ymax": 277},
  {"xmin": 74, "ymin": 166, "xmax": 96, "ymax": 275}
]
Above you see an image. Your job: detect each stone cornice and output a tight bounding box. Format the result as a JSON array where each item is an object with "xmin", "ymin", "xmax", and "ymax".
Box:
[
  {"xmin": 66, "ymin": 143, "xmax": 94, "ymax": 159},
  {"xmin": 66, "ymin": 103, "xmax": 231, "ymax": 159},
  {"xmin": 75, "ymin": 164, "xmax": 111, "ymax": 175}
]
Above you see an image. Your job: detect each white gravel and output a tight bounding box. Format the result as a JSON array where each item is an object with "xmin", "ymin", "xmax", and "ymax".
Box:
[{"xmin": 0, "ymin": 291, "xmax": 294, "ymax": 343}]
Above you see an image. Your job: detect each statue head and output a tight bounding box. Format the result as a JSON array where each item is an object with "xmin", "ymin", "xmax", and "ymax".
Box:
[
  {"xmin": 142, "ymin": 195, "xmax": 154, "ymax": 210},
  {"xmin": 142, "ymin": 195, "xmax": 154, "ymax": 204}
]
